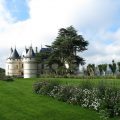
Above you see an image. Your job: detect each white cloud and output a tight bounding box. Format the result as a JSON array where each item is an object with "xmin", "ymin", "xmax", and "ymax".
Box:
[
  {"xmin": 1, "ymin": 0, "xmax": 120, "ymax": 68},
  {"xmin": 0, "ymin": 0, "xmax": 85, "ymax": 48}
]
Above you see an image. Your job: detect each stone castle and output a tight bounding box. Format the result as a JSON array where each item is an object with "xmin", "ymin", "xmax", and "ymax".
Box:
[
  {"xmin": 5, "ymin": 46, "xmax": 79, "ymax": 78},
  {"xmin": 5, "ymin": 46, "xmax": 46, "ymax": 78}
]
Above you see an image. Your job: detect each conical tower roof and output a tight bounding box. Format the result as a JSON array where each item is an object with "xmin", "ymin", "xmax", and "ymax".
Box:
[
  {"xmin": 22, "ymin": 46, "xmax": 29, "ymax": 58},
  {"xmin": 25, "ymin": 46, "xmax": 35, "ymax": 58},
  {"xmin": 9, "ymin": 48, "xmax": 20, "ymax": 59}
]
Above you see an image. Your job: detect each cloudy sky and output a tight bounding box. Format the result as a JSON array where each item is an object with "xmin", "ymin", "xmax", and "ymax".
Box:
[{"xmin": 0, "ymin": 0, "xmax": 120, "ymax": 68}]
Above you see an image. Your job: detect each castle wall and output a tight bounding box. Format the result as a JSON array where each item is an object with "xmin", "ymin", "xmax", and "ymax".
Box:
[
  {"xmin": 23, "ymin": 58, "xmax": 38, "ymax": 78},
  {"xmin": 6, "ymin": 59, "xmax": 23, "ymax": 76},
  {"xmin": 5, "ymin": 47, "xmax": 80, "ymax": 78}
]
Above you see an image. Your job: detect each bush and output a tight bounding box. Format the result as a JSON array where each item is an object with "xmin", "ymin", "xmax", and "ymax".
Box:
[
  {"xmin": 33, "ymin": 80, "xmax": 120, "ymax": 118},
  {"xmin": 33, "ymin": 80, "xmax": 59, "ymax": 95},
  {"xmin": 2, "ymin": 76, "xmax": 14, "ymax": 81},
  {"xmin": 97, "ymin": 80, "xmax": 107, "ymax": 99},
  {"xmin": 99, "ymin": 88, "xmax": 120, "ymax": 117},
  {"xmin": 54, "ymin": 85, "xmax": 74, "ymax": 102}
]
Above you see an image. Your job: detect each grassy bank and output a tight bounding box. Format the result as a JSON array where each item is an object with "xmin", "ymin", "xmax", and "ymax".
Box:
[
  {"xmin": 0, "ymin": 78, "xmax": 119, "ymax": 120},
  {"xmin": 35, "ymin": 78, "xmax": 120, "ymax": 88}
]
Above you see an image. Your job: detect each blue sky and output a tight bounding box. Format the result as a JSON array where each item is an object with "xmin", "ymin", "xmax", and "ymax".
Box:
[
  {"xmin": 1, "ymin": 0, "xmax": 120, "ymax": 68},
  {"xmin": 4, "ymin": 0, "xmax": 29, "ymax": 21}
]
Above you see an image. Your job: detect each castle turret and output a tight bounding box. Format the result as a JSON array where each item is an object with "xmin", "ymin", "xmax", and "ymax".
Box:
[
  {"xmin": 6, "ymin": 47, "xmax": 22, "ymax": 76},
  {"xmin": 23, "ymin": 46, "xmax": 38, "ymax": 78},
  {"xmin": 21, "ymin": 46, "xmax": 29, "ymax": 58}
]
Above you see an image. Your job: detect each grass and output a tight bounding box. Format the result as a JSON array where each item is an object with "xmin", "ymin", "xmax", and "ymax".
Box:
[
  {"xmin": 0, "ymin": 78, "xmax": 119, "ymax": 120},
  {"xmin": 35, "ymin": 77, "xmax": 120, "ymax": 88}
]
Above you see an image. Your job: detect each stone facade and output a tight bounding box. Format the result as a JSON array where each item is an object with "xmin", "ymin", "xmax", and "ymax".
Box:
[
  {"xmin": 6, "ymin": 46, "xmax": 79, "ymax": 78},
  {"xmin": 6, "ymin": 46, "xmax": 39, "ymax": 78}
]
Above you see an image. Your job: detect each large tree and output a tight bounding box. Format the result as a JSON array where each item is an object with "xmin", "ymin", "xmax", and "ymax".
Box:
[
  {"xmin": 36, "ymin": 26, "xmax": 88, "ymax": 75},
  {"xmin": 51, "ymin": 26, "xmax": 88, "ymax": 74}
]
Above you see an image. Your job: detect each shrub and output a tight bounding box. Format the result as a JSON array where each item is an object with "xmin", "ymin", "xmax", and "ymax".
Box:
[
  {"xmin": 2, "ymin": 76, "xmax": 14, "ymax": 81},
  {"xmin": 67, "ymin": 87, "xmax": 83, "ymax": 105},
  {"xmin": 55, "ymin": 85, "xmax": 74, "ymax": 102},
  {"xmin": 33, "ymin": 80, "xmax": 120, "ymax": 118},
  {"xmin": 33, "ymin": 80, "xmax": 59, "ymax": 95},
  {"xmin": 97, "ymin": 80, "xmax": 107, "ymax": 99},
  {"xmin": 99, "ymin": 88, "xmax": 120, "ymax": 117}
]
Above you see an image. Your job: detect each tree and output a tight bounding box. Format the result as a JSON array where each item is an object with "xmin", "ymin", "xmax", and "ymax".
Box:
[
  {"xmin": 102, "ymin": 64, "xmax": 107, "ymax": 75},
  {"xmin": 98, "ymin": 64, "xmax": 103, "ymax": 75},
  {"xmin": 36, "ymin": 47, "xmax": 52, "ymax": 74},
  {"xmin": 51, "ymin": 26, "xmax": 88, "ymax": 74},
  {"xmin": 109, "ymin": 60, "xmax": 116, "ymax": 75},
  {"xmin": 117, "ymin": 62, "xmax": 120, "ymax": 73},
  {"xmin": 0, "ymin": 68, "xmax": 5, "ymax": 79},
  {"xmin": 98, "ymin": 64, "xmax": 107, "ymax": 76},
  {"xmin": 87, "ymin": 64, "xmax": 95, "ymax": 76}
]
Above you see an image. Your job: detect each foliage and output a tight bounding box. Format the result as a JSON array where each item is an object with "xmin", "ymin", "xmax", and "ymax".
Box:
[
  {"xmin": 0, "ymin": 67, "xmax": 5, "ymax": 79},
  {"xmin": 109, "ymin": 60, "xmax": 116, "ymax": 75},
  {"xmin": 3, "ymin": 76, "xmax": 14, "ymax": 81},
  {"xmin": 99, "ymin": 88, "xmax": 120, "ymax": 118},
  {"xmin": 36, "ymin": 26, "xmax": 88, "ymax": 75},
  {"xmin": 98, "ymin": 64, "xmax": 107, "ymax": 76},
  {"xmin": 117, "ymin": 62, "xmax": 120, "ymax": 72},
  {"xmin": 34, "ymin": 80, "xmax": 59, "ymax": 95},
  {"xmin": 86, "ymin": 64, "xmax": 95, "ymax": 76},
  {"xmin": 34, "ymin": 80, "xmax": 120, "ymax": 118},
  {"xmin": 36, "ymin": 48, "xmax": 52, "ymax": 74},
  {"xmin": 98, "ymin": 64, "xmax": 103, "ymax": 75},
  {"xmin": 102, "ymin": 64, "xmax": 107, "ymax": 74},
  {"xmin": 0, "ymin": 74, "xmax": 14, "ymax": 82},
  {"xmin": 51, "ymin": 26, "xmax": 88, "ymax": 74}
]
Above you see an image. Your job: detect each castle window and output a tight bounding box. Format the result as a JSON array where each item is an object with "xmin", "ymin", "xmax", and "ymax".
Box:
[{"xmin": 22, "ymin": 64, "xmax": 23, "ymax": 68}]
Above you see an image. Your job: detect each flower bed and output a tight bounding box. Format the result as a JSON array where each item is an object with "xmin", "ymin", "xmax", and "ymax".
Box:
[{"xmin": 33, "ymin": 80, "xmax": 120, "ymax": 119}]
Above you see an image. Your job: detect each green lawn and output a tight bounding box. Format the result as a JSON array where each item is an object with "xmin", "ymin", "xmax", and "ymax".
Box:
[
  {"xmin": 0, "ymin": 78, "xmax": 119, "ymax": 120},
  {"xmin": 36, "ymin": 77, "xmax": 120, "ymax": 88}
]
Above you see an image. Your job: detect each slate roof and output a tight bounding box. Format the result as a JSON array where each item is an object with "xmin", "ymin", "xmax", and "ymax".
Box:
[
  {"xmin": 25, "ymin": 46, "xmax": 35, "ymax": 58},
  {"xmin": 21, "ymin": 47, "xmax": 29, "ymax": 58},
  {"xmin": 40, "ymin": 48, "xmax": 51, "ymax": 53},
  {"xmin": 9, "ymin": 48, "xmax": 20, "ymax": 59}
]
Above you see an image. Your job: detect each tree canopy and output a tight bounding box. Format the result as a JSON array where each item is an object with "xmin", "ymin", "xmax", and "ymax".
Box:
[
  {"xmin": 36, "ymin": 26, "xmax": 89, "ymax": 75},
  {"xmin": 51, "ymin": 26, "xmax": 88, "ymax": 74}
]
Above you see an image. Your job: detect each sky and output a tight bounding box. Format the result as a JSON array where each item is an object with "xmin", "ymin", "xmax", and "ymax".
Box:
[{"xmin": 1, "ymin": 0, "xmax": 120, "ymax": 68}]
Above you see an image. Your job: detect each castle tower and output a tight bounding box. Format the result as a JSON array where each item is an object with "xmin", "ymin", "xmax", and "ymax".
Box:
[
  {"xmin": 6, "ymin": 47, "xmax": 22, "ymax": 76},
  {"xmin": 23, "ymin": 46, "xmax": 38, "ymax": 78}
]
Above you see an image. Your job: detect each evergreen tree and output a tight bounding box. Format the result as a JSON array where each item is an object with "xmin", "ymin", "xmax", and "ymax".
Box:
[
  {"xmin": 51, "ymin": 26, "xmax": 88, "ymax": 74},
  {"xmin": 36, "ymin": 26, "xmax": 88, "ymax": 75}
]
